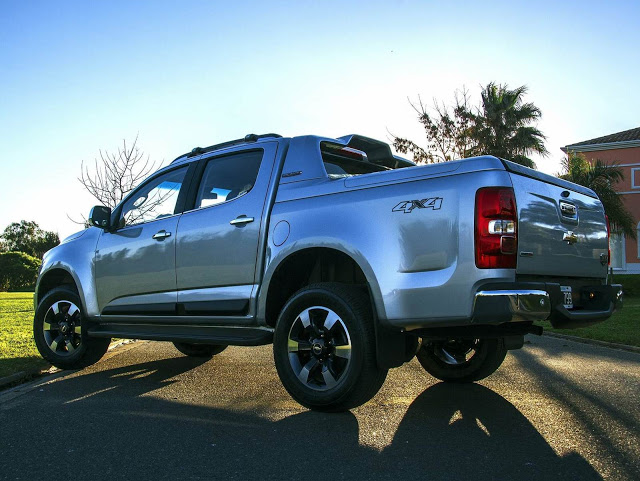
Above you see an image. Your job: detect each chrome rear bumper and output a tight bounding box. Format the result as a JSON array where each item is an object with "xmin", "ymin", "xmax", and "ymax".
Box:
[{"xmin": 473, "ymin": 290, "xmax": 550, "ymax": 323}]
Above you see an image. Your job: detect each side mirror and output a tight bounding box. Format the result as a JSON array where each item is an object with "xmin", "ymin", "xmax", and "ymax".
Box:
[{"xmin": 88, "ymin": 206, "xmax": 112, "ymax": 230}]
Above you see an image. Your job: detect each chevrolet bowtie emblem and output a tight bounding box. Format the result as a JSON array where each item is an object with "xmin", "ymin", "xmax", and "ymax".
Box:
[{"xmin": 563, "ymin": 231, "xmax": 578, "ymax": 245}]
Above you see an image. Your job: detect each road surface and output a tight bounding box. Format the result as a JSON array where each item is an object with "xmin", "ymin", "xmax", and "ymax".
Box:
[{"xmin": 1, "ymin": 335, "xmax": 638, "ymax": 480}]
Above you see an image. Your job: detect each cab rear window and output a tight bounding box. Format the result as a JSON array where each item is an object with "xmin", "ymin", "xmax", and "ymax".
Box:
[{"xmin": 320, "ymin": 142, "xmax": 389, "ymax": 178}]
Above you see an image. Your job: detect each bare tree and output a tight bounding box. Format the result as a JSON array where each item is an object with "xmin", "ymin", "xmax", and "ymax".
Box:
[
  {"xmin": 392, "ymin": 88, "xmax": 474, "ymax": 164},
  {"xmin": 79, "ymin": 134, "xmax": 157, "ymax": 209}
]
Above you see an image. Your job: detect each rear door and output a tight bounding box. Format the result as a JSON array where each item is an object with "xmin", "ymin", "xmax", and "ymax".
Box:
[
  {"xmin": 175, "ymin": 143, "xmax": 278, "ymax": 317},
  {"xmin": 510, "ymin": 172, "xmax": 609, "ymax": 278}
]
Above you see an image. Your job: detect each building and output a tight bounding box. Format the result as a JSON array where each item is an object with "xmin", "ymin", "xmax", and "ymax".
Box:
[{"xmin": 562, "ymin": 127, "xmax": 640, "ymax": 274}]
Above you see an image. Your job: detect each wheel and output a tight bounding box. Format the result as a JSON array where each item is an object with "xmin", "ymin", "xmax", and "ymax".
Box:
[
  {"xmin": 416, "ymin": 338, "xmax": 507, "ymax": 383},
  {"xmin": 33, "ymin": 286, "xmax": 111, "ymax": 370},
  {"xmin": 273, "ymin": 283, "xmax": 387, "ymax": 412},
  {"xmin": 173, "ymin": 342, "xmax": 227, "ymax": 357}
]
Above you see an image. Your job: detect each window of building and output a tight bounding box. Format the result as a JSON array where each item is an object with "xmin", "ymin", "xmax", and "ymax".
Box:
[
  {"xmin": 610, "ymin": 232, "xmax": 624, "ymax": 269},
  {"xmin": 632, "ymin": 168, "xmax": 640, "ymax": 189}
]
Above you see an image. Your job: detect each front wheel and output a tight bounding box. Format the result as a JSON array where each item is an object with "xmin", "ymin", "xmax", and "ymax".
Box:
[
  {"xmin": 416, "ymin": 338, "xmax": 507, "ymax": 383},
  {"xmin": 33, "ymin": 287, "xmax": 111, "ymax": 370},
  {"xmin": 273, "ymin": 283, "xmax": 387, "ymax": 412}
]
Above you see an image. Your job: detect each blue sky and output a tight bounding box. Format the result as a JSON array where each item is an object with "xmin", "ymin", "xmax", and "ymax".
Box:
[{"xmin": 1, "ymin": 0, "xmax": 639, "ymax": 238}]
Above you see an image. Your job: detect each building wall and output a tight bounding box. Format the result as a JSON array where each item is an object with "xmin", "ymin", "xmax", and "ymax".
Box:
[{"xmin": 578, "ymin": 146, "xmax": 640, "ymax": 273}]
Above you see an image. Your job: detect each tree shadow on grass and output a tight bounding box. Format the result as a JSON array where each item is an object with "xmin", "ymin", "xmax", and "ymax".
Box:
[{"xmin": 0, "ymin": 355, "xmax": 602, "ymax": 481}]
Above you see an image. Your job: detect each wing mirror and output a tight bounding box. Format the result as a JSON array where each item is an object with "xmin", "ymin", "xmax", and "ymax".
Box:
[{"xmin": 88, "ymin": 206, "xmax": 112, "ymax": 230}]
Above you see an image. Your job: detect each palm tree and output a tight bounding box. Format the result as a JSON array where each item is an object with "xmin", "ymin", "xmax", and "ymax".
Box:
[
  {"xmin": 468, "ymin": 83, "xmax": 548, "ymax": 168},
  {"xmin": 560, "ymin": 152, "xmax": 636, "ymax": 239}
]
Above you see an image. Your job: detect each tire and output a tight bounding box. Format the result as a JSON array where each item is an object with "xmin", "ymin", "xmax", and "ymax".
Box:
[
  {"xmin": 33, "ymin": 286, "xmax": 111, "ymax": 370},
  {"xmin": 416, "ymin": 338, "xmax": 507, "ymax": 383},
  {"xmin": 273, "ymin": 283, "xmax": 387, "ymax": 412},
  {"xmin": 173, "ymin": 342, "xmax": 227, "ymax": 357}
]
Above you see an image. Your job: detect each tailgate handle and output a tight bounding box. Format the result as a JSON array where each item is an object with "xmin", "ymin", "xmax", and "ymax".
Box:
[{"xmin": 560, "ymin": 201, "xmax": 577, "ymax": 217}]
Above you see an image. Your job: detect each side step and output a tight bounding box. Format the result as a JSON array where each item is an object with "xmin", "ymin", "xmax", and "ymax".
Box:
[{"xmin": 87, "ymin": 323, "xmax": 274, "ymax": 346}]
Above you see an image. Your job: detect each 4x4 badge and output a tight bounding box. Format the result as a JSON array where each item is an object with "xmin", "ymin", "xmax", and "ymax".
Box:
[{"xmin": 392, "ymin": 197, "xmax": 443, "ymax": 213}]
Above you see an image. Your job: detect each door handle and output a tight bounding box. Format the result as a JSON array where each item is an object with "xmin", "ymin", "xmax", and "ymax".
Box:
[
  {"xmin": 230, "ymin": 216, "xmax": 254, "ymax": 226},
  {"xmin": 152, "ymin": 230, "xmax": 172, "ymax": 240}
]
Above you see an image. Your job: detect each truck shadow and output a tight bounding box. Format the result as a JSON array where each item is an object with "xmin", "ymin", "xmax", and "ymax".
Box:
[
  {"xmin": 0, "ymin": 356, "xmax": 602, "ymax": 481},
  {"xmin": 379, "ymin": 382, "xmax": 601, "ymax": 480},
  {"xmin": 512, "ymin": 346, "xmax": 640, "ymax": 481}
]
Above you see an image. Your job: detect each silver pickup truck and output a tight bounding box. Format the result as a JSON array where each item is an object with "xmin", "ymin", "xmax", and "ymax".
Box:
[{"xmin": 34, "ymin": 133, "xmax": 623, "ymax": 411}]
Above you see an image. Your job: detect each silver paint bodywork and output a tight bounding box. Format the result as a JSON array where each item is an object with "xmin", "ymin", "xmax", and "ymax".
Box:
[{"xmin": 36, "ymin": 134, "xmax": 609, "ymax": 331}]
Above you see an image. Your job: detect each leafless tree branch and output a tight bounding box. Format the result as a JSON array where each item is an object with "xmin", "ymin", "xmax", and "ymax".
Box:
[{"xmin": 78, "ymin": 134, "xmax": 159, "ymax": 210}]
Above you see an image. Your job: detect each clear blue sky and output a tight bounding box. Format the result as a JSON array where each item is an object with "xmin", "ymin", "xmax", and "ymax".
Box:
[{"xmin": 1, "ymin": 0, "xmax": 639, "ymax": 239}]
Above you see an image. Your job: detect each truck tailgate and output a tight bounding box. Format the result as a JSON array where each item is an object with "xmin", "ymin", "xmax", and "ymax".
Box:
[{"xmin": 508, "ymin": 171, "xmax": 609, "ymax": 279}]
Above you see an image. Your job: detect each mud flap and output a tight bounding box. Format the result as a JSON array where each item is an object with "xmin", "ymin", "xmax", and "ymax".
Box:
[{"xmin": 375, "ymin": 325, "xmax": 418, "ymax": 369}]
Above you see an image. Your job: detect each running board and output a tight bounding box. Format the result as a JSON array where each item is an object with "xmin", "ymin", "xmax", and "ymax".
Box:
[{"xmin": 87, "ymin": 323, "xmax": 273, "ymax": 346}]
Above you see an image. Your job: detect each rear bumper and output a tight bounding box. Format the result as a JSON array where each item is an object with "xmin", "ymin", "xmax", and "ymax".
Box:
[
  {"xmin": 473, "ymin": 282, "xmax": 623, "ymax": 328},
  {"xmin": 473, "ymin": 289, "xmax": 550, "ymax": 323}
]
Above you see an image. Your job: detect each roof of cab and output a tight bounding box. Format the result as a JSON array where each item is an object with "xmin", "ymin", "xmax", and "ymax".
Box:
[{"xmin": 171, "ymin": 133, "xmax": 283, "ymax": 164}]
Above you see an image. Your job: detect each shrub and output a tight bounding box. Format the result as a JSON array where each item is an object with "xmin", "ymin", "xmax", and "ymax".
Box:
[
  {"xmin": 0, "ymin": 252, "xmax": 41, "ymax": 291},
  {"xmin": 612, "ymin": 274, "xmax": 640, "ymax": 298}
]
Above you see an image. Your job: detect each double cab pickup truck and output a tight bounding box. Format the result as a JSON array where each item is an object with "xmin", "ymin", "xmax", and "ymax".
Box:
[{"xmin": 34, "ymin": 133, "xmax": 623, "ymax": 411}]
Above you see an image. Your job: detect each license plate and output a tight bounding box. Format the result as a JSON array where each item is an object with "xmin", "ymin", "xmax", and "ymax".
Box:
[{"xmin": 561, "ymin": 286, "xmax": 573, "ymax": 309}]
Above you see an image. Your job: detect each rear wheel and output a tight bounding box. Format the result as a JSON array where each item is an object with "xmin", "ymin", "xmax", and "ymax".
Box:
[
  {"xmin": 173, "ymin": 342, "xmax": 227, "ymax": 358},
  {"xmin": 416, "ymin": 338, "xmax": 507, "ymax": 383},
  {"xmin": 273, "ymin": 283, "xmax": 387, "ymax": 412},
  {"xmin": 33, "ymin": 286, "xmax": 111, "ymax": 369}
]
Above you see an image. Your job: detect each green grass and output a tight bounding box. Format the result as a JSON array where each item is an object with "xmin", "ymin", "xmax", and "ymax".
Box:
[
  {"xmin": 0, "ymin": 292, "xmax": 49, "ymax": 379},
  {"xmin": 537, "ymin": 297, "xmax": 640, "ymax": 347}
]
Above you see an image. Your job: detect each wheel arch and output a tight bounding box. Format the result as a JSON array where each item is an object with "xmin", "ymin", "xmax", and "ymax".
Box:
[
  {"xmin": 36, "ymin": 266, "xmax": 81, "ymax": 308},
  {"xmin": 258, "ymin": 245, "xmax": 384, "ymax": 328}
]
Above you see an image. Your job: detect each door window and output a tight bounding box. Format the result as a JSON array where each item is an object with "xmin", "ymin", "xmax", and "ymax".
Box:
[
  {"xmin": 119, "ymin": 167, "xmax": 188, "ymax": 227},
  {"xmin": 195, "ymin": 151, "xmax": 263, "ymax": 209}
]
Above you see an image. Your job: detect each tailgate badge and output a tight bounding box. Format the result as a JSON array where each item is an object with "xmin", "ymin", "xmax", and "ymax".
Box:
[{"xmin": 563, "ymin": 231, "xmax": 578, "ymax": 245}]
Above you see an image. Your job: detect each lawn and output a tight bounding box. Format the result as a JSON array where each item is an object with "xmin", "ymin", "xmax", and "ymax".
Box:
[
  {"xmin": 0, "ymin": 292, "xmax": 49, "ymax": 379},
  {"xmin": 537, "ymin": 296, "xmax": 640, "ymax": 348}
]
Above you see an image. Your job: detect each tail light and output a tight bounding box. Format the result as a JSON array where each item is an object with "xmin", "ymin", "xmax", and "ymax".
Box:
[
  {"xmin": 475, "ymin": 187, "xmax": 518, "ymax": 268},
  {"xmin": 606, "ymin": 214, "xmax": 611, "ymax": 266}
]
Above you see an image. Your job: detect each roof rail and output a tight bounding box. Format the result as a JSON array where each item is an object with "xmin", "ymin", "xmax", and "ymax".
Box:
[{"xmin": 171, "ymin": 133, "xmax": 282, "ymax": 163}]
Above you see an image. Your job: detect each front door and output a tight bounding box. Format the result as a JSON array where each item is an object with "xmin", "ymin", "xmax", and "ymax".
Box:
[
  {"xmin": 175, "ymin": 144, "xmax": 277, "ymax": 316},
  {"xmin": 95, "ymin": 165, "xmax": 190, "ymax": 314}
]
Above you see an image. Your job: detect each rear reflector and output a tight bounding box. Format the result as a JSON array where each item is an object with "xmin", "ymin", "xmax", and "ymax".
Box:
[{"xmin": 475, "ymin": 187, "xmax": 518, "ymax": 268}]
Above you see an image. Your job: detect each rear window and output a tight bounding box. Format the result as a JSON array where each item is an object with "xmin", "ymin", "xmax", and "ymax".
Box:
[{"xmin": 320, "ymin": 142, "xmax": 389, "ymax": 178}]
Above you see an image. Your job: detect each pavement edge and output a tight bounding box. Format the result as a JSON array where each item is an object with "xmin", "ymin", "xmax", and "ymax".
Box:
[{"xmin": 543, "ymin": 332, "xmax": 640, "ymax": 354}]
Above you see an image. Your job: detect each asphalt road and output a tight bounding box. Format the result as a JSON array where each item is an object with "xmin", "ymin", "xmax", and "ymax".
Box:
[{"xmin": 1, "ymin": 335, "xmax": 639, "ymax": 481}]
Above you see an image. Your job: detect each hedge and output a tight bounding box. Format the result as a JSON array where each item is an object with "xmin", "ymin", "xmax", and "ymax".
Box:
[
  {"xmin": 0, "ymin": 251, "xmax": 41, "ymax": 291},
  {"xmin": 611, "ymin": 274, "xmax": 640, "ymax": 298}
]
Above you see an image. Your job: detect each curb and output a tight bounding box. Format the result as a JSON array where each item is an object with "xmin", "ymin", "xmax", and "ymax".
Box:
[
  {"xmin": 0, "ymin": 367, "xmax": 57, "ymax": 390},
  {"xmin": 543, "ymin": 332, "xmax": 640, "ymax": 354},
  {"xmin": 0, "ymin": 339, "xmax": 141, "ymax": 391}
]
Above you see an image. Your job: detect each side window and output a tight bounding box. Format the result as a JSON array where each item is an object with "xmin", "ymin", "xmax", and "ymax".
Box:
[
  {"xmin": 120, "ymin": 167, "xmax": 188, "ymax": 227},
  {"xmin": 195, "ymin": 151, "xmax": 263, "ymax": 209}
]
